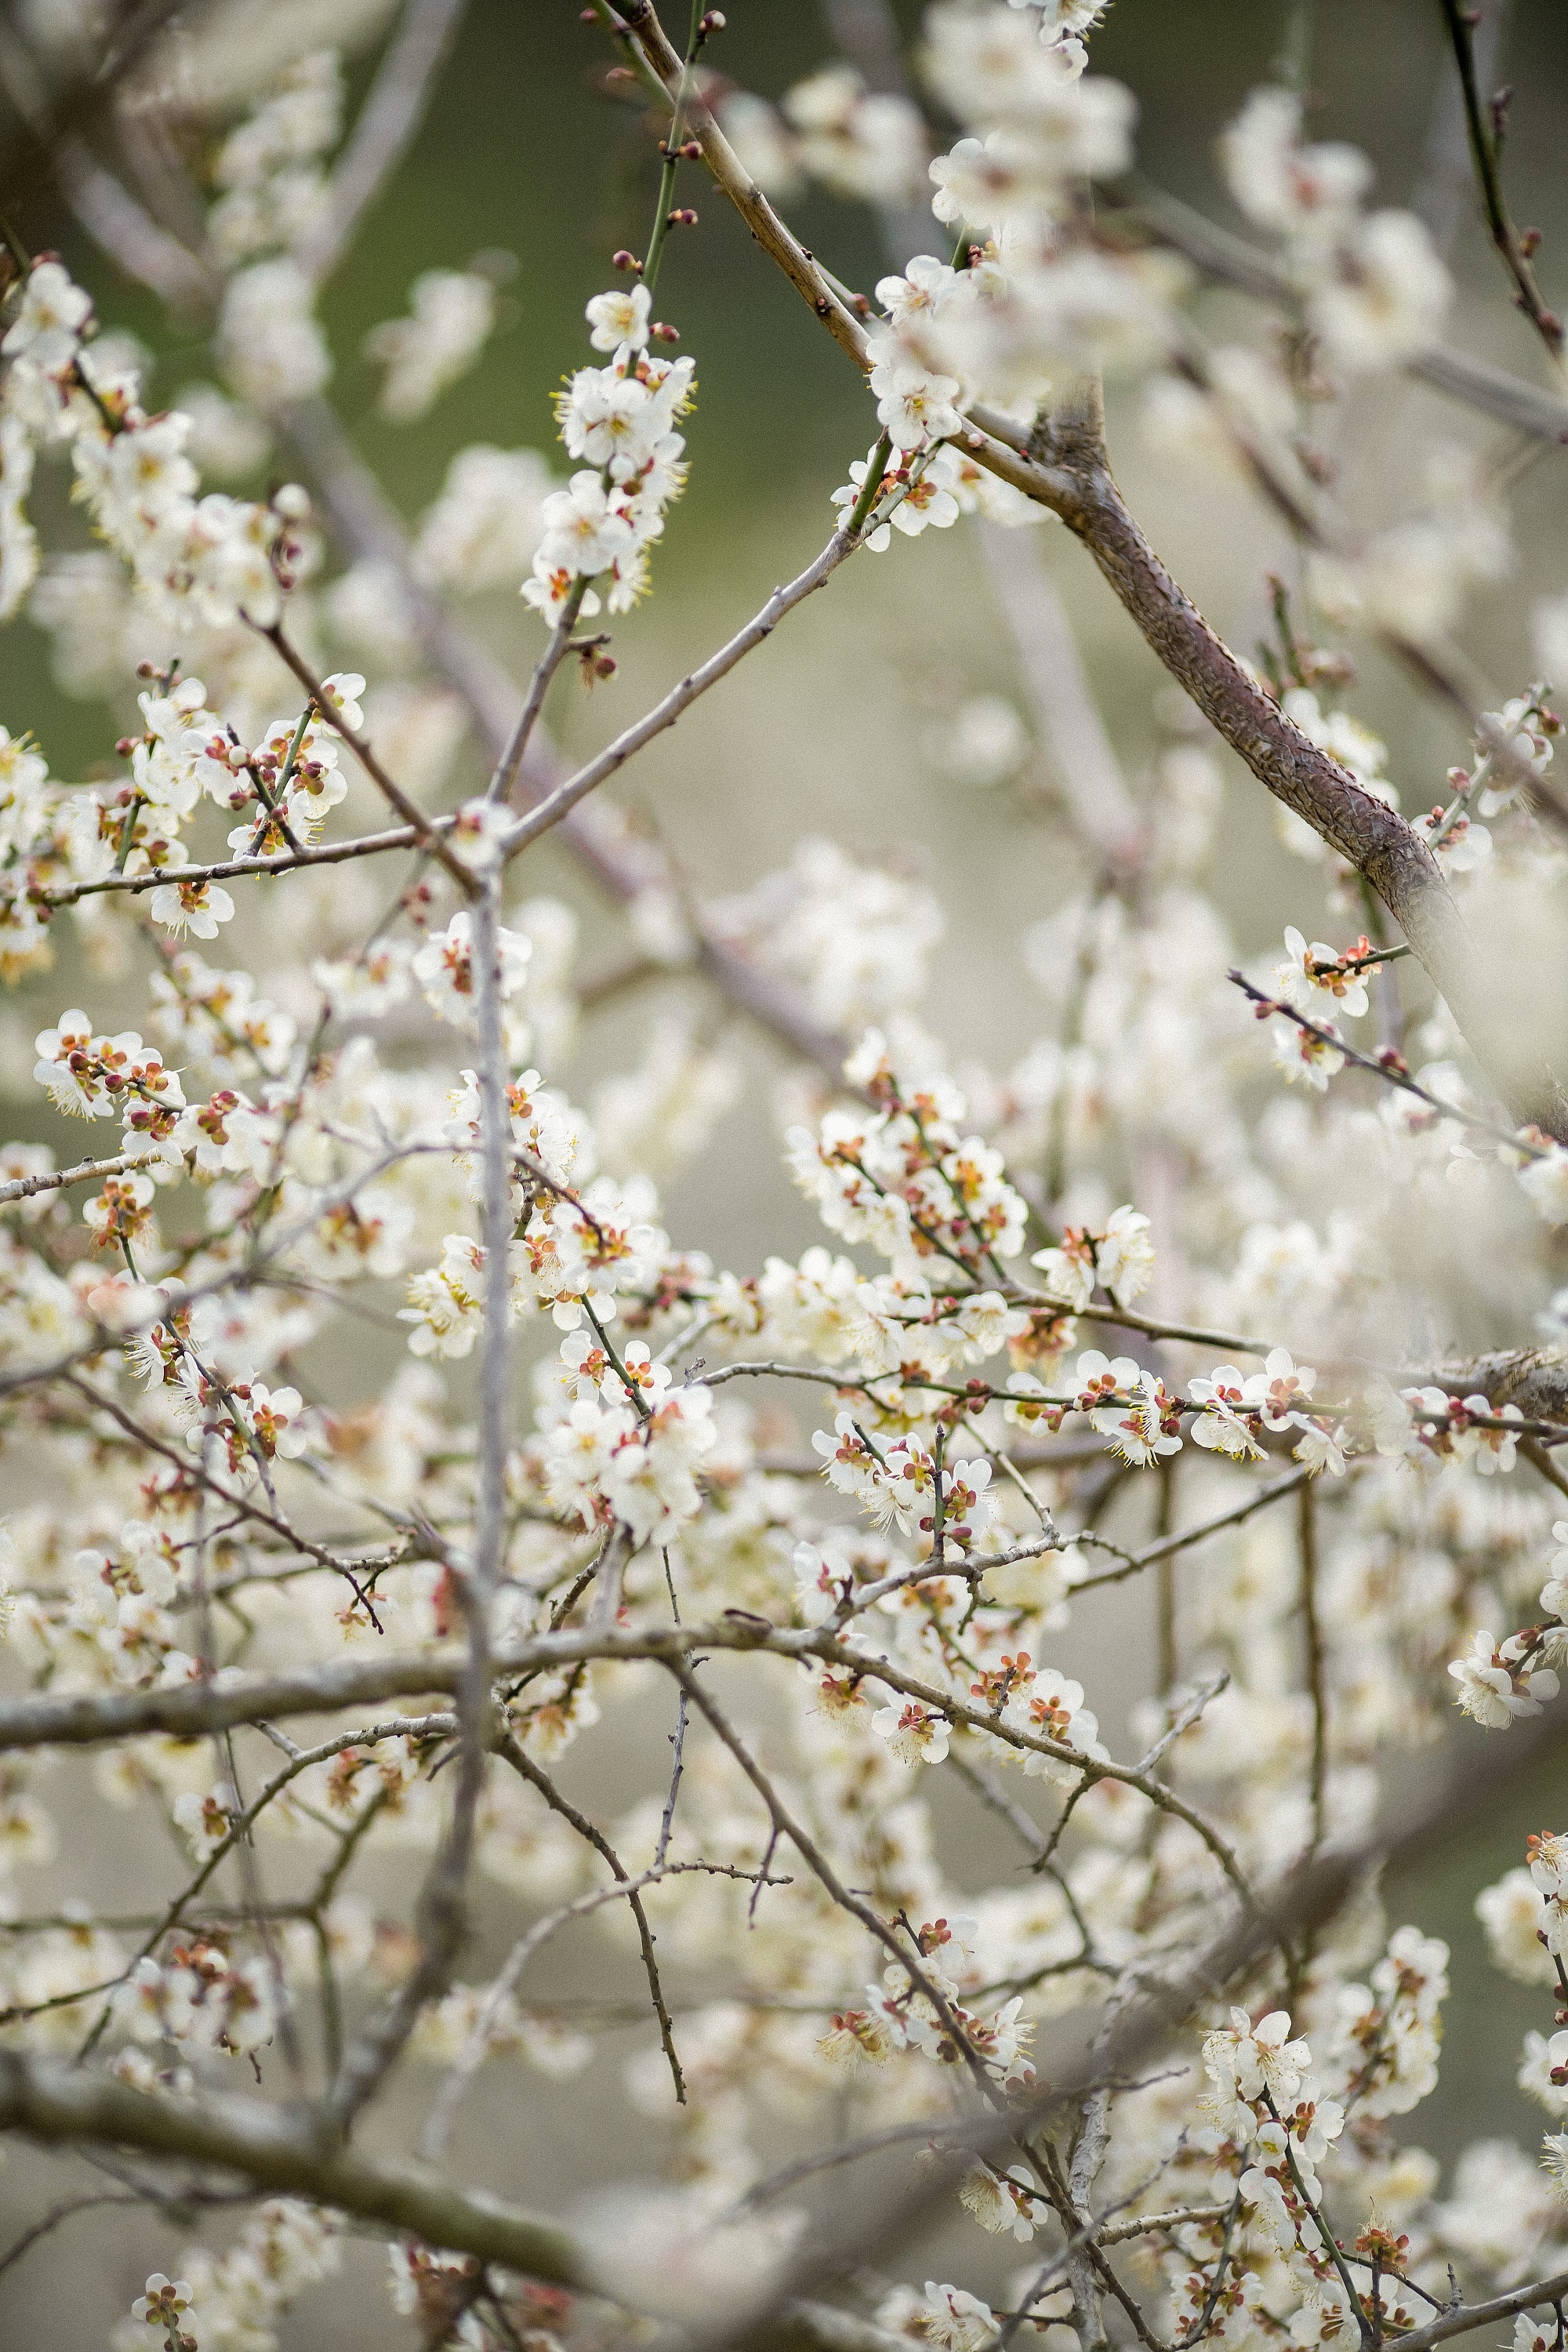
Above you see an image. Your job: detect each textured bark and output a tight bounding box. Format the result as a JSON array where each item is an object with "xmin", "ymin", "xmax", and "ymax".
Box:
[
  {"xmin": 1026, "ymin": 402, "xmax": 1568, "ymax": 1141},
  {"xmin": 1432, "ymin": 1346, "xmax": 1568, "ymax": 1419}
]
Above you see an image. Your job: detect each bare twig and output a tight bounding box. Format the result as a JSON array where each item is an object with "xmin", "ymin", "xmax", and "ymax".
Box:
[
  {"xmin": 500, "ymin": 528, "xmax": 864, "ymax": 859},
  {"xmin": 1439, "ymin": 0, "xmax": 1563, "ymax": 363},
  {"xmin": 495, "ymin": 1733, "xmax": 685, "ymax": 2103}
]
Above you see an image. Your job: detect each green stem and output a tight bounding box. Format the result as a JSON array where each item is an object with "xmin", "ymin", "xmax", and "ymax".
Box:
[
  {"xmin": 113, "ymin": 795, "xmax": 145, "ymax": 873},
  {"xmin": 638, "ymin": 0, "xmax": 704, "ymax": 299},
  {"xmin": 844, "ymin": 430, "xmax": 894, "ymax": 539}
]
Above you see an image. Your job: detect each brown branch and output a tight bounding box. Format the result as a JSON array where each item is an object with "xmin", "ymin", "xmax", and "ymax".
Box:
[
  {"xmin": 694, "ymin": 1714, "xmax": 1568, "ymax": 2352},
  {"xmin": 495, "ymin": 1733, "xmax": 684, "ymax": 2103},
  {"xmin": 0, "ymin": 1718, "xmax": 1563, "ymax": 2332},
  {"xmin": 0, "ymin": 1149, "xmax": 162, "ymax": 1207},
  {"xmin": 39, "ymin": 822, "xmax": 433, "ymax": 907},
  {"xmin": 61, "ymin": 1375, "xmax": 395, "ymax": 1597},
  {"xmin": 603, "ymin": 4, "xmax": 1568, "ymax": 1135},
  {"xmin": 666, "ymin": 1659, "xmax": 1008, "ymax": 2111},
  {"xmin": 1031, "ymin": 393, "xmax": 1568, "ymax": 1137}
]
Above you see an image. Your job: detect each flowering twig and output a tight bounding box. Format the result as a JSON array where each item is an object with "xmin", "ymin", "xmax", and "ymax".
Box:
[{"xmin": 257, "ymin": 621, "xmax": 480, "ymax": 898}]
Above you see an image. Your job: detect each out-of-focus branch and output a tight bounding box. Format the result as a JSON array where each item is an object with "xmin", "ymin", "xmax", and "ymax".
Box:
[
  {"xmin": 0, "ymin": 0, "xmax": 187, "ymax": 224},
  {"xmin": 978, "ymin": 521, "xmax": 1145, "ymax": 862},
  {"xmin": 1131, "ymin": 180, "xmax": 1568, "ymax": 441},
  {"xmin": 299, "ymin": 0, "xmax": 470, "ymax": 283},
  {"xmin": 1067, "ymin": 1467, "xmax": 1314, "ymax": 1596},
  {"xmin": 0, "ymin": 2049, "xmax": 587, "ymax": 2286}
]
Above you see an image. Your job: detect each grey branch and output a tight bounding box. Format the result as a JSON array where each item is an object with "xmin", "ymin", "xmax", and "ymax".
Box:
[
  {"xmin": 299, "ymin": 0, "xmax": 470, "ymax": 284},
  {"xmin": 0, "ymin": 1148, "xmax": 165, "ymax": 1206}
]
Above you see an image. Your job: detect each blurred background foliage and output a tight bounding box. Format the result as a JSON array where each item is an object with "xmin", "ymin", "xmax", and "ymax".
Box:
[{"xmin": 1, "ymin": 0, "xmax": 1567, "ymax": 2339}]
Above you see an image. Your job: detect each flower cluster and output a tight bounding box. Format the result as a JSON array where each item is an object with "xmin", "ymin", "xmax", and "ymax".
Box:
[{"xmin": 523, "ymin": 287, "xmax": 693, "ymax": 621}]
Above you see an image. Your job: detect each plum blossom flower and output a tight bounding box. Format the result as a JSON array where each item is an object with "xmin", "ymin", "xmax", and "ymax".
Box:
[
  {"xmin": 585, "ymin": 281, "xmax": 652, "ymax": 357},
  {"xmin": 1093, "ymin": 1203, "xmax": 1156, "ymax": 1301},
  {"xmin": 1310, "ymin": 210, "xmax": 1451, "ymax": 372},
  {"xmin": 147, "ymin": 875, "xmax": 236, "ymax": 939},
  {"xmin": 3, "ymin": 259, "xmax": 93, "ymax": 371},
  {"xmin": 1270, "ymin": 1013, "xmax": 1345, "ymax": 1091},
  {"xmin": 129, "ymin": 2272, "xmax": 199, "ymax": 2343},
  {"xmin": 1293, "ymin": 1419, "xmax": 1347, "ymax": 1476},
  {"xmin": 871, "ymin": 1698, "xmax": 951, "ymax": 1766},
  {"xmin": 1275, "ymin": 924, "xmax": 1370, "ymax": 1018},
  {"xmin": 886, "ymin": 446, "xmax": 964, "ymax": 538},
  {"xmin": 818, "ymin": 2005, "xmax": 899, "ymax": 2068},
  {"xmin": 412, "ymin": 909, "xmax": 531, "ymax": 1027},
  {"xmin": 876, "ymin": 2282, "xmax": 999, "ymax": 2352},
  {"xmin": 958, "ymin": 2165, "xmax": 1039, "ymax": 2240},
  {"xmin": 1188, "ymin": 1364, "xmax": 1264, "ymax": 1460},
  {"xmin": 870, "ymin": 358, "xmax": 964, "ymax": 452},
  {"xmin": 1519, "ymin": 1145, "xmax": 1568, "ymax": 1227},
  {"xmin": 793, "ymin": 1540, "xmax": 852, "ymax": 1624},
  {"xmin": 1449, "ymin": 1631, "xmax": 1560, "ymax": 1729},
  {"xmin": 1200, "ymin": 2005, "xmax": 1312, "ymax": 2138},
  {"xmin": 364, "ymin": 270, "xmax": 495, "ymax": 422}
]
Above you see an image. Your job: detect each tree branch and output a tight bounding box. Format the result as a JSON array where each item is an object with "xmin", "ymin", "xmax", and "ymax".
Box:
[{"xmin": 500, "ymin": 528, "xmax": 862, "ymax": 858}]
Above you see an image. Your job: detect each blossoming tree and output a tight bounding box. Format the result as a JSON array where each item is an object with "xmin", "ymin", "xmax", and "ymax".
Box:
[{"xmin": 2, "ymin": 0, "xmax": 1568, "ymax": 2345}]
